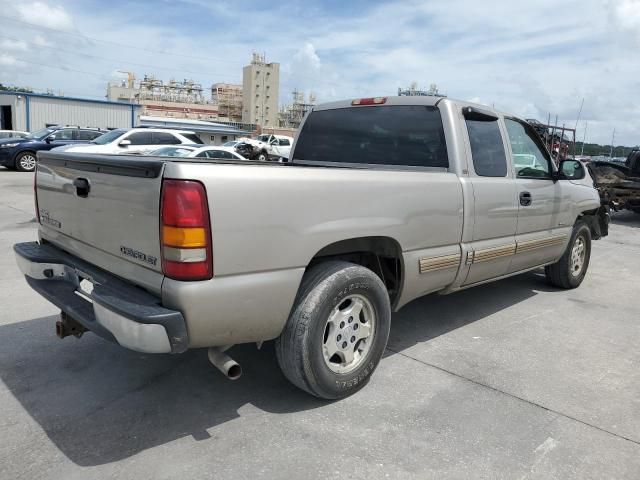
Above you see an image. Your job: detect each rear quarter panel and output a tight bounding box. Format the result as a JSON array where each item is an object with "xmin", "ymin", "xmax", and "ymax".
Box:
[{"xmin": 162, "ymin": 161, "xmax": 464, "ymax": 346}]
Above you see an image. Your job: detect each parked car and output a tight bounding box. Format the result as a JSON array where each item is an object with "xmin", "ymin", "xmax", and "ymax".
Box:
[
  {"xmin": 236, "ymin": 134, "xmax": 294, "ymax": 161},
  {"xmin": 54, "ymin": 127, "xmax": 203, "ymax": 155},
  {"xmin": 150, "ymin": 145, "xmax": 247, "ymax": 160},
  {"xmin": 0, "ymin": 126, "xmax": 104, "ymax": 172},
  {"xmin": 0, "ymin": 130, "xmax": 29, "ymax": 139},
  {"xmin": 15, "ymin": 96, "xmax": 608, "ymax": 400}
]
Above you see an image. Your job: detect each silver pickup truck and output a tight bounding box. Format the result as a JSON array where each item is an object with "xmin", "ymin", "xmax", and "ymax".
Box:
[{"xmin": 14, "ymin": 96, "xmax": 609, "ymax": 399}]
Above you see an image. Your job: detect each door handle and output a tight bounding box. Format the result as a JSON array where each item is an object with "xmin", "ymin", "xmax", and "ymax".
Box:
[{"xmin": 519, "ymin": 191, "xmax": 532, "ymax": 206}]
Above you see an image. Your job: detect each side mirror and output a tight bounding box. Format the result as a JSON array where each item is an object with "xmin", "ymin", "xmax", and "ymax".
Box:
[
  {"xmin": 46, "ymin": 135, "xmax": 56, "ymax": 143},
  {"xmin": 558, "ymin": 159, "xmax": 586, "ymax": 180},
  {"xmin": 119, "ymin": 139, "xmax": 132, "ymax": 147}
]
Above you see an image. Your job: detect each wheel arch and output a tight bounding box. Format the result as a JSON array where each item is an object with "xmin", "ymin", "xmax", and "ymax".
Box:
[
  {"xmin": 306, "ymin": 236, "xmax": 404, "ymax": 308},
  {"xmin": 577, "ymin": 206, "xmax": 609, "ymax": 240}
]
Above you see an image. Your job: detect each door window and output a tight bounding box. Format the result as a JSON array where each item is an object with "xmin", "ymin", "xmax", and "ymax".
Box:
[
  {"xmin": 505, "ymin": 119, "xmax": 551, "ymax": 179},
  {"xmin": 278, "ymin": 138, "xmax": 290, "ymax": 146},
  {"xmin": 153, "ymin": 132, "xmax": 181, "ymax": 145},
  {"xmin": 77, "ymin": 130, "xmax": 102, "ymax": 140},
  {"xmin": 51, "ymin": 129, "xmax": 74, "ymax": 141},
  {"xmin": 127, "ymin": 132, "xmax": 153, "ymax": 145},
  {"xmin": 465, "ymin": 119, "xmax": 508, "ymax": 177}
]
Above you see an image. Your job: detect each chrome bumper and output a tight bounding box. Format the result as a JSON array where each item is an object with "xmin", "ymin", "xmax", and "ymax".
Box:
[{"xmin": 14, "ymin": 242, "xmax": 187, "ymax": 354}]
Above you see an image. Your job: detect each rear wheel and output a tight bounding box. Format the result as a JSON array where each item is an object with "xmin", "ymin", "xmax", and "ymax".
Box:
[
  {"xmin": 276, "ymin": 261, "xmax": 391, "ymax": 399},
  {"xmin": 545, "ymin": 222, "xmax": 591, "ymax": 289},
  {"xmin": 15, "ymin": 152, "xmax": 37, "ymax": 172}
]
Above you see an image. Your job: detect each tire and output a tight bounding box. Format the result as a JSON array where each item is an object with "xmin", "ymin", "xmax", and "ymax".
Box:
[
  {"xmin": 545, "ymin": 222, "xmax": 591, "ymax": 289},
  {"xmin": 15, "ymin": 151, "xmax": 37, "ymax": 172},
  {"xmin": 276, "ymin": 261, "xmax": 391, "ymax": 399},
  {"xmin": 257, "ymin": 151, "xmax": 268, "ymax": 162}
]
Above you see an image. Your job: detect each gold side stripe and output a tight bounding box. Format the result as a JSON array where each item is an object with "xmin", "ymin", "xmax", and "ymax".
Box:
[
  {"xmin": 419, "ymin": 253, "xmax": 461, "ymax": 274},
  {"xmin": 419, "ymin": 234, "xmax": 568, "ymax": 273},
  {"xmin": 472, "ymin": 244, "xmax": 516, "ymax": 263},
  {"xmin": 515, "ymin": 235, "xmax": 566, "ymax": 254}
]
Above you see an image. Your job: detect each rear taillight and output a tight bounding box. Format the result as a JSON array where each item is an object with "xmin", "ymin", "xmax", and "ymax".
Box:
[
  {"xmin": 160, "ymin": 179, "xmax": 213, "ymax": 281},
  {"xmin": 34, "ymin": 168, "xmax": 40, "ymax": 224}
]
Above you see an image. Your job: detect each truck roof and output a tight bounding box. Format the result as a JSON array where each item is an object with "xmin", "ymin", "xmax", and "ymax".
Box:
[{"xmin": 313, "ymin": 95, "xmax": 504, "ymax": 117}]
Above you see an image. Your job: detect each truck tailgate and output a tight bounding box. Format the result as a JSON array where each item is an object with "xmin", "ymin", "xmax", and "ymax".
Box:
[{"xmin": 36, "ymin": 151, "xmax": 165, "ymax": 293}]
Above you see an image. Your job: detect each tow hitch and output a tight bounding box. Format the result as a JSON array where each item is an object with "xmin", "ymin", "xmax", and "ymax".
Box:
[{"xmin": 56, "ymin": 311, "xmax": 88, "ymax": 339}]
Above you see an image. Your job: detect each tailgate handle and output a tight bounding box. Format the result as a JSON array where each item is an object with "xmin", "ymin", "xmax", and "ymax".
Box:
[{"xmin": 73, "ymin": 178, "xmax": 91, "ymax": 198}]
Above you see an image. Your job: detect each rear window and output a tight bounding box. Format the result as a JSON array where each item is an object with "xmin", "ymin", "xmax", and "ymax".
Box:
[
  {"xmin": 293, "ymin": 105, "xmax": 448, "ymax": 168},
  {"xmin": 182, "ymin": 133, "xmax": 204, "ymax": 144}
]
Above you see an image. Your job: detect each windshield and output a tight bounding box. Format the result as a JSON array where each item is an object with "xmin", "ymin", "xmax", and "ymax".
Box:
[
  {"xmin": 151, "ymin": 147, "xmax": 194, "ymax": 157},
  {"xmin": 26, "ymin": 128, "xmax": 54, "ymax": 140},
  {"xmin": 91, "ymin": 129, "xmax": 126, "ymax": 145},
  {"xmin": 256, "ymin": 135, "xmax": 272, "ymax": 142}
]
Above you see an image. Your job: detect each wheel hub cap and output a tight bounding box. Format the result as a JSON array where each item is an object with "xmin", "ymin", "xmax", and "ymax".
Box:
[
  {"xmin": 21, "ymin": 155, "xmax": 36, "ymax": 170},
  {"xmin": 322, "ymin": 294, "xmax": 375, "ymax": 374},
  {"xmin": 570, "ymin": 236, "xmax": 586, "ymax": 277}
]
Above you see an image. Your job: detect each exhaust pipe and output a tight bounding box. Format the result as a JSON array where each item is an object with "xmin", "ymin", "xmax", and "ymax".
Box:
[{"xmin": 208, "ymin": 346, "xmax": 242, "ymax": 380}]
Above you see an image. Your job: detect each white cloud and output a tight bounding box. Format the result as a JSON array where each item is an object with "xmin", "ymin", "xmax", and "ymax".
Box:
[
  {"xmin": 33, "ymin": 35, "xmax": 52, "ymax": 47},
  {"xmin": 0, "ymin": 0, "xmax": 637, "ymax": 145},
  {"xmin": 292, "ymin": 43, "xmax": 321, "ymax": 71},
  {"xmin": 16, "ymin": 1, "xmax": 73, "ymax": 31},
  {"xmin": 0, "ymin": 39, "xmax": 29, "ymax": 51},
  {"xmin": 0, "ymin": 54, "xmax": 18, "ymax": 66},
  {"xmin": 610, "ymin": 0, "xmax": 640, "ymax": 30}
]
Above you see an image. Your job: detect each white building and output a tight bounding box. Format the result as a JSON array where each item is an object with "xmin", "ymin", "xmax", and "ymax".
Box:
[
  {"xmin": 242, "ymin": 53, "xmax": 280, "ymax": 127},
  {"xmin": 0, "ymin": 91, "xmax": 140, "ymax": 132}
]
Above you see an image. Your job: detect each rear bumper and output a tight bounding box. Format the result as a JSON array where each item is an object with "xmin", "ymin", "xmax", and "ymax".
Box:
[{"xmin": 14, "ymin": 241, "xmax": 187, "ymax": 354}]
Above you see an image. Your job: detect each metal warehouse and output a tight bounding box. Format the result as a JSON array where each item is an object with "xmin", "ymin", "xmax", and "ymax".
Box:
[{"xmin": 0, "ymin": 91, "xmax": 140, "ymax": 132}]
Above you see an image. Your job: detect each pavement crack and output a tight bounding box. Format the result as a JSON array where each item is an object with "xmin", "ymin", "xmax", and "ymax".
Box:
[{"xmin": 385, "ymin": 347, "xmax": 640, "ymax": 447}]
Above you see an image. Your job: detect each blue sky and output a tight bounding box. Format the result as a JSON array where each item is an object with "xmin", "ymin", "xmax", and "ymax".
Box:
[{"xmin": 0, "ymin": 0, "xmax": 639, "ymax": 146}]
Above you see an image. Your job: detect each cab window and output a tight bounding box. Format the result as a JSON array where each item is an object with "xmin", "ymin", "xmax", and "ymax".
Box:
[
  {"xmin": 465, "ymin": 118, "xmax": 508, "ymax": 177},
  {"xmin": 505, "ymin": 119, "xmax": 552, "ymax": 179}
]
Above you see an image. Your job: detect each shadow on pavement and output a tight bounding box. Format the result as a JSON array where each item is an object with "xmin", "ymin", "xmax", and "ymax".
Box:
[
  {"xmin": 0, "ymin": 270, "xmax": 551, "ymax": 466},
  {"xmin": 386, "ymin": 269, "xmax": 551, "ymax": 353}
]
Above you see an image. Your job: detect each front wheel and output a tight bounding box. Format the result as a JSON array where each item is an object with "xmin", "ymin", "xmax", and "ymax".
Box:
[
  {"xmin": 276, "ymin": 261, "xmax": 391, "ymax": 399},
  {"xmin": 545, "ymin": 222, "xmax": 591, "ymax": 289},
  {"xmin": 256, "ymin": 151, "xmax": 268, "ymax": 162},
  {"xmin": 15, "ymin": 152, "xmax": 37, "ymax": 172}
]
